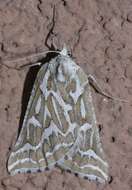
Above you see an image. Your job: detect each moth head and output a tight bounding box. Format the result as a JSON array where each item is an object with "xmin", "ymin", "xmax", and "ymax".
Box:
[
  {"xmin": 55, "ymin": 46, "xmax": 79, "ymax": 82},
  {"xmin": 59, "ymin": 44, "xmax": 72, "ymax": 57},
  {"xmin": 60, "ymin": 44, "xmax": 68, "ymax": 56}
]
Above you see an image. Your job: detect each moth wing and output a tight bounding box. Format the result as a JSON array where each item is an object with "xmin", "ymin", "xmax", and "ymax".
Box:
[
  {"xmin": 7, "ymin": 63, "xmax": 48, "ymax": 174},
  {"xmin": 7, "ymin": 61, "xmax": 74, "ymax": 175},
  {"xmin": 56, "ymin": 68, "xmax": 109, "ymax": 183},
  {"xmin": 8, "ymin": 53, "xmax": 109, "ymax": 182}
]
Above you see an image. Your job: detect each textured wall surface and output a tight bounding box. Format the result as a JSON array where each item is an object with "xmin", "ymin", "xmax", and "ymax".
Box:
[{"xmin": 0, "ymin": 0, "xmax": 132, "ymax": 190}]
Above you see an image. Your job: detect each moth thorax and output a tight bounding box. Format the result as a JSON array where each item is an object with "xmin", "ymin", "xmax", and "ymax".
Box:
[{"xmin": 57, "ymin": 56, "xmax": 79, "ymax": 82}]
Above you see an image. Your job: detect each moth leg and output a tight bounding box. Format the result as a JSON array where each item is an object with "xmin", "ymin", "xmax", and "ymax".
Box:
[
  {"xmin": 19, "ymin": 62, "xmax": 42, "ymax": 69},
  {"xmin": 88, "ymin": 74, "xmax": 128, "ymax": 103},
  {"xmin": 2, "ymin": 48, "xmax": 60, "ymax": 70}
]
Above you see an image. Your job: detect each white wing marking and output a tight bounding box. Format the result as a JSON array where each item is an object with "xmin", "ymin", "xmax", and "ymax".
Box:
[
  {"xmin": 8, "ymin": 158, "xmax": 37, "ymax": 171},
  {"xmin": 80, "ymin": 164, "xmax": 108, "ymax": 180},
  {"xmin": 9, "ymin": 142, "xmax": 73, "ymax": 171},
  {"xmin": 45, "ymin": 142, "xmax": 73, "ymax": 158},
  {"xmin": 44, "ymin": 120, "xmax": 63, "ymax": 140},
  {"xmin": 51, "ymin": 96, "xmax": 62, "ymax": 127},
  {"xmin": 57, "ymin": 65, "xmax": 66, "ymax": 82},
  {"xmin": 44, "ymin": 106, "xmax": 51, "ymax": 125},
  {"xmin": 79, "ymin": 123, "xmax": 92, "ymax": 132},
  {"xmin": 69, "ymin": 75, "xmax": 88, "ymax": 104},
  {"xmin": 27, "ymin": 116, "xmax": 41, "ymax": 128},
  {"xmin": 80, "ymin": 98, "xmax": 86, "ymax": 118},
  {"xmin": 78, "ymin": 149, "xmax": 108, "ymax": 166},
  {"xmin": 35, "ymin": 96, "xmax": 41, "ymax": 114},
  {"xmin": 27, "ymin": 116, "xmax": 41, "ymax": 138},
  {"xmin": 40, "ymin": 69, "xmax": 50, "ymax": 100}
]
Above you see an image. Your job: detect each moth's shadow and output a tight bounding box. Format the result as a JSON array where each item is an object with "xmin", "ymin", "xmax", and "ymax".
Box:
[
  {"xmin": 18, "ymin": 65, "xmax": 39, "ymax": 136},
  {"xmin": 18, "ymin": 52, "xmax": 57, "ymax": 137}
]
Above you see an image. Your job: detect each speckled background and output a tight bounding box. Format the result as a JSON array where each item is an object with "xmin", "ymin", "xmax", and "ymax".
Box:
[{"xmin": 0, "ymin": 1, "xmax": 132, "ymax": 190}]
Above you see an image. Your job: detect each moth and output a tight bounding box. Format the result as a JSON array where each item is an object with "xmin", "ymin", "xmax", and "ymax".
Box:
[{"xmin": 7, "ymin": 46, "xmax": 109, "ymax": 183}]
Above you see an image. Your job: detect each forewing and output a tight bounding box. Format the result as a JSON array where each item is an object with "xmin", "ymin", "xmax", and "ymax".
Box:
[
  {"xmin": 8, "ymin": 60, "xmax": 76, "ymax": 175},
  {"xmin": 8, "ymin": 63, "xmax": 49, "ymax": 174},
  {"xmin": 57, "ymin": 68, "xmax": 109, "ymax": 183},
  {"xmin": 8, "ymin": 53, "xmax": 109, "ymax": 183}
]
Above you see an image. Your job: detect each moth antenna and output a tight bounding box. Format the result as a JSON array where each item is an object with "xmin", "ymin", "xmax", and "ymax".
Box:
[
  {"xmin": 88, "ymin": 74, "xmax": 129, "ymax": 103},
  {"xmin": 45, "ymin": 4, "xmax": 57, "ymax": 49}
]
